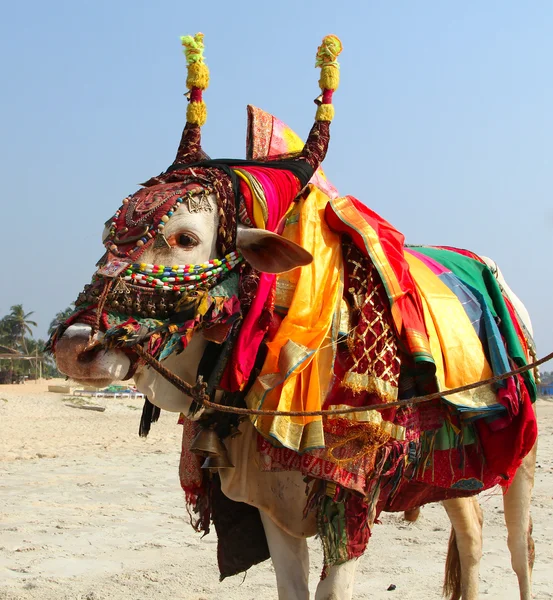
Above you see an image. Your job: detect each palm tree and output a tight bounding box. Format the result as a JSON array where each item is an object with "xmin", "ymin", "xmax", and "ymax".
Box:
[
  {"xmin": 0, "ymin": 316, "xmax": 17, "ymax": 348},
  {"xmin": 5, "ymin": 304, "xmax": 37, "ymax": 354},
  {"xmin": 48, "ymin": 305, "xmax": 75, "ymax": 336}
]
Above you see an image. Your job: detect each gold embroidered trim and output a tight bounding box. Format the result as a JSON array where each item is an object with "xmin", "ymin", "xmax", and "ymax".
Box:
[
  {"xmin": 444, "ymin": 384, "xmax": 499, "ymax": 409},
  {"xmin": 341, "ymin": 372, "xmax": 398, "ymax": 400},
  {"xmin": 326, "ymin": 404, "xmax": 406, "ymax": 441}
]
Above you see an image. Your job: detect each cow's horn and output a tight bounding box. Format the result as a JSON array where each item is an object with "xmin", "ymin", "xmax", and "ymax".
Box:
[
  {"xmin": 299, "ymin": 34, "xmax": 343, "ymax": 171},
  {"xmin": 172, "ymin": 32, "xmax": 210, "ymax": 165}
]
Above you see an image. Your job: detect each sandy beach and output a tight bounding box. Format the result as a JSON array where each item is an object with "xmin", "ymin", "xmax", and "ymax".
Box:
[{"xmin": 1, "ymin": 380, "xmax": 552, "ymax": 599}]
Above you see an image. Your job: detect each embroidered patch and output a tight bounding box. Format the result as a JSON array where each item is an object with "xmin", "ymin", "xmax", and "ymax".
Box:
[{"xmin": 97, "ymin": 259, "xmax": 130, "ymax": 278}]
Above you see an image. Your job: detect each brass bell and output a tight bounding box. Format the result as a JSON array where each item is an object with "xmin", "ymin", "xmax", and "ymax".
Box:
[
  {"xmin": 202, "ymin": 453, "xmax": 234, "ymax": 470},
  {"xmin": 190, "ymin": 427, "xmax": 225, "ymax": 456},
  {"xmin": 228, "ymin": 424, "xmax": 242, "ymax": 438},
  {"xmin": 190, "ymin": 426, "xmax": 234, "ymax": 470}
]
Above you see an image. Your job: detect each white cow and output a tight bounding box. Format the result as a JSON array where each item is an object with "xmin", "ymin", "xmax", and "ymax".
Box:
[
  {"xmin": 53, "ymin": 32, "xmax": 538, "ymax": 600},
  {"xmin": 54, "ymin": 196, "xmax": 537, "ymax": 599}
]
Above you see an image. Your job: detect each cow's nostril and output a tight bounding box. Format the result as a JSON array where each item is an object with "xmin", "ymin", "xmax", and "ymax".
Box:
[{"xmin": 77, "ymin": 346, "xmax": 102, "ymax": 364}]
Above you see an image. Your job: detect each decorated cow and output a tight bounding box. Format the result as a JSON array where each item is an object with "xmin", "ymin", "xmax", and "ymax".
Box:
[{"xmin": 51, "ymin": 34, "xmax": 538, "ymax": 600}]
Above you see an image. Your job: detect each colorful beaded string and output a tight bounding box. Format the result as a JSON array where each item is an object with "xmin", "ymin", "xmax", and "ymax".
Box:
[{"xmin": 121, "ymin": 250, "xmax": 243, "ymax": 291}]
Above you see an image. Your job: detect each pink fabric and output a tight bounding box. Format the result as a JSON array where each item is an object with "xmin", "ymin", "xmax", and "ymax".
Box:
[
  {"xmin": 405, "ymin": 247, "xmax": 450, "ymax": 275},
  {"xmin": 225, "ymin": 166, "xmax": 303, "ymax": 390},
  {"xmin": 229, "ymin": 273, "xmax": 275, "ymax": 389},
  {"xmin": 244, "ymin": 166, "xmax": 300, "ymax": 229}
]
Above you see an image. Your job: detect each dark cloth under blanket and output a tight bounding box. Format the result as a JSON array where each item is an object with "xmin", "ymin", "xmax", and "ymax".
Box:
[{"xmin": 210, "ymin": 475, "xmax": 270, "ymax": 580}]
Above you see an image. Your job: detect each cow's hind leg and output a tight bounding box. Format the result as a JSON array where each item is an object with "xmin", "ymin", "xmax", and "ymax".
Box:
[
  {"xmin": 503, "ymin": 442, "xmax": 536, "ymax": 600},
  {"xmin": 259, "ymin": 512, "xmax": 310, "ymax": 600},
  {"xmin": 443, "ymin": 496, "xmax": 483, "ymax": 600}
]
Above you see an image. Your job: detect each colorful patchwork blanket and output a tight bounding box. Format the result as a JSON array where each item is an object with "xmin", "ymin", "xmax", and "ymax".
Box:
[
  {"xmin": 244, "ymin": 187, "xmax": 537, "ymax": 572},
  {"xmin": 179, "ymin": 107, "xmax": 538, "ymax": 575},
  {"xmin": 244, "ymin": 108, "xmax": 536, "ymax": 569}
]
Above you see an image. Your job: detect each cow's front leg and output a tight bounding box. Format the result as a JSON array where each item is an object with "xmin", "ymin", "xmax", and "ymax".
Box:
[
  {"xmin": 315, "ymin": 559, "xmax": 358, "ymax": 600},
  {"xmin": 259, "ymin": 511, "xmax": 310, "ymax": 600}
]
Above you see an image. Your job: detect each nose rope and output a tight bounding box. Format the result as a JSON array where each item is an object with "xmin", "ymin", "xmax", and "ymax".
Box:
[{"xmin": 128, "ymin": 342, "xmax": 553, "ymax": 418}]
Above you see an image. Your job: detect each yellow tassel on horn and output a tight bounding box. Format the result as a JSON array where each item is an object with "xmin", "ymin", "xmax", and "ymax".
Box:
[
  {"xmin": 180, "ymin": 32, "xmax": 210, "ymax": 126},
  {"xmin": 314, "ymin": 34, "xmax": 343, "ymax": 122}
]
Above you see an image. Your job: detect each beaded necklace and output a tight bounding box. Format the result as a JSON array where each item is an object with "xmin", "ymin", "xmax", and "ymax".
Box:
[{"xmin": 118, "ymin": 250, "xmax": 243, "ymax": 292}]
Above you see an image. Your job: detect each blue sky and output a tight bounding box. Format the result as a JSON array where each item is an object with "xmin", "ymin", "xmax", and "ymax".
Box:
[{"xmin": 1, "ymin": 1, "xmax": 551, "ymax": 364}]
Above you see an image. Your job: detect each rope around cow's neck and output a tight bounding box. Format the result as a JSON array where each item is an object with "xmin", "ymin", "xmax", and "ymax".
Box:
[{"xmin": 132, "ymin": 344, "xmax": 553, "ymax": 417}]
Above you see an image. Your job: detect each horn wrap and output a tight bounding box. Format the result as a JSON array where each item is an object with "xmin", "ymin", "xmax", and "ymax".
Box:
[
  {"xmin": 299, "ymin": 34, "xmax": 343, "ymax": 172},
  {"xmin": 315, "ymin": 34, "xmax": 342, "ymax": 122},
  {"xmin": 182, "ymin": 33, "xmax": 209, "ymax": 126},
  {"xmin": 173, "ymin": 32, "xmax": 210, "ymax": 165}
]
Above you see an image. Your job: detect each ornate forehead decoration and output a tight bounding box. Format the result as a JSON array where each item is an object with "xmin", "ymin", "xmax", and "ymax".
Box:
[
  {"xmin": 103, "ymin": 182, "xmax": 212, "ymax": 259},
  {"xmin": 186, "ymin": 188, "xmax": 212, "ymax": 213}
]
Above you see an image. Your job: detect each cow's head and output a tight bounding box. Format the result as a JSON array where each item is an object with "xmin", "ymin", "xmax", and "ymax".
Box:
[{"xmin": 51, "ymin": 33, "xmax": 342, "ymax": 416}]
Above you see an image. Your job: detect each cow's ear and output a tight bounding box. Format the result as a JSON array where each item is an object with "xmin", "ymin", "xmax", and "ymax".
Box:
[{"xmin": 236, "ymin": 227, "xmax": 313, "ymax": 274}]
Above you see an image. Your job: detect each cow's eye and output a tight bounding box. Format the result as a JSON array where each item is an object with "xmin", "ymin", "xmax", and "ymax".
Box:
[{"xmin": 176, "ymin": 233, "xmax": 199, "ymax": 248}]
